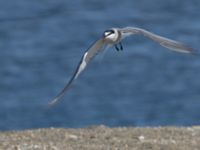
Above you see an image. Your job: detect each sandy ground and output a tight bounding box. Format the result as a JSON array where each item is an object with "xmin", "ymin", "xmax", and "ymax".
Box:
[{"xmin": 0, "ymin": 125, "xmax": 200, "ymax": 150}]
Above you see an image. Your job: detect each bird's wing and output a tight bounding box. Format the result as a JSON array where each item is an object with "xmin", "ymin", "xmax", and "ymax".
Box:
[
  {"xmin": 49, "ymin": 38, "xmax": 106, "ymax": 105},
  {"xmin": 119, "ymin": 27, "xmax": 194, "ymax": 53}
]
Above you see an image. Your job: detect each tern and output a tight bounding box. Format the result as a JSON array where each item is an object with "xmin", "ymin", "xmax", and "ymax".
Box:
[{"xmin": 49, "ymin": 27, "xmax": 194, "ymax": 105}]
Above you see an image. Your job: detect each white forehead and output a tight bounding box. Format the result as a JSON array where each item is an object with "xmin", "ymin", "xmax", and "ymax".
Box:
[
  {"xmin": 106, "ymin": 33, "xmax": 116, "ymax": 39},
  {"xmin": 104, "ymin": 31, "xmax": 111, "ymax": 36}
]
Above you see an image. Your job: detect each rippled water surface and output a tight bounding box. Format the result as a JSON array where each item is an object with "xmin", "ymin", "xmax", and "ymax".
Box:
[{"xmin": 0, "ymin": 0, "xmax": 200, "ymax": 130}]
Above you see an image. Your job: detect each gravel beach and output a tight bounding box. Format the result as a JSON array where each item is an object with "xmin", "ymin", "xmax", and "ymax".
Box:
[{"xmin": 0, "ymin": 125, "xmax": 200, "ymax": 150}]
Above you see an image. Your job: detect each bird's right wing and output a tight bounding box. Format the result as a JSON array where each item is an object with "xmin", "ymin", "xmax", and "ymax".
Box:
[
  {"xmin": 119, "ymin": 27, "xmax": 194, "ymax": 53},
  {"xmin": 49, "ymin": 38, "xmax": 106, "ymax": 106}
]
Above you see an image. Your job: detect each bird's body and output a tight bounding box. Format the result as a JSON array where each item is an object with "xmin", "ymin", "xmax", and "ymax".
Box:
[{"xmin": 49, "ymin": 27, "xmax": 194, "ymax": 105}]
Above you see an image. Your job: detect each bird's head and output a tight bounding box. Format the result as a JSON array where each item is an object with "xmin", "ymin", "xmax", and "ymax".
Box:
[{"xmin": 103, "ymin": 28, "xmax": 119, "ymax": 43}]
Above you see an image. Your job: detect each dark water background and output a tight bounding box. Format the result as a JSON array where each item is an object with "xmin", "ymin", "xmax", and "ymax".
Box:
[{"xmin": 0, "ymin": 0, "xmax": 200, "ymax": 130}]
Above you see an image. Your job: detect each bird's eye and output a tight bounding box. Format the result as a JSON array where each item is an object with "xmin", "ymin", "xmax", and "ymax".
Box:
[
  {"xmin": 107, "ymin": 30, "xmax": 114, "ymax": 33},
  {"xmin": 110, "ymin": 30, "xmax": 114, "ymax": 33}
]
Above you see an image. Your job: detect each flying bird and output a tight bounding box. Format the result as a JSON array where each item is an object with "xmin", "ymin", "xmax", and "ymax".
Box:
[{"xmin": 49, "ymin": 27, "xmax": 194, "ymax": 105}]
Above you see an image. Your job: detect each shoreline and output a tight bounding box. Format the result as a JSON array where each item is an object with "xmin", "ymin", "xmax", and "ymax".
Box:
[{"xmin": 0, "ymin": 125, "xmax": 200, "ymax": 150}]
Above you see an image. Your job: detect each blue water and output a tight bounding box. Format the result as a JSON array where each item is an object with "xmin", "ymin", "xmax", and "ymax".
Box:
[{"xmin": 0, "ymin": 0, "xmax": 200, "ymax": 130}]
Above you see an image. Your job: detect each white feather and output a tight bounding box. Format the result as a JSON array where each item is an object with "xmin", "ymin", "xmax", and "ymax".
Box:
[{"xmin": 75, "ymin": 52, "xmax": 87, "ymax": 79}]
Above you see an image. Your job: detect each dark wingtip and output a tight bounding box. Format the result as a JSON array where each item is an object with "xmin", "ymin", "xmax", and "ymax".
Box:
[{"xmin": 190, "ymin": 50, "xmax": 200, "ymax": 56}]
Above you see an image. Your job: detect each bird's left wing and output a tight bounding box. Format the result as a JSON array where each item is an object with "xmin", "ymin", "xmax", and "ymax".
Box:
[
  {"xmin": 49, "ymin": 38, "xmax": 106, "ymax": 105},
  {"xmin": 119, "ymin": 27, "xmax": 194, "ymax": 54}
]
